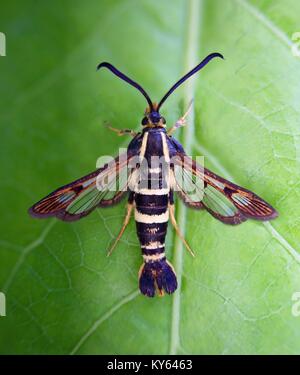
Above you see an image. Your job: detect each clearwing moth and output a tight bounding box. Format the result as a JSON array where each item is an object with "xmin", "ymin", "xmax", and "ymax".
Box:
[{"xmin": 29, "ymin": 53, "xmax": 278, "ymax": 297}]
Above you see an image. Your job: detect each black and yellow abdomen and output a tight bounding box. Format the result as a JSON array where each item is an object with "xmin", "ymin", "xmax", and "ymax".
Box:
[{"xmin": 131, "ymin": 129, "xmax": 177, "ymax": 297}]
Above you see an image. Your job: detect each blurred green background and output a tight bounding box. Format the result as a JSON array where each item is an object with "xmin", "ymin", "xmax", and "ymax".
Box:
[{"xmin": 1, "ymin": 0, "xmax": 300, "ymax": 354}]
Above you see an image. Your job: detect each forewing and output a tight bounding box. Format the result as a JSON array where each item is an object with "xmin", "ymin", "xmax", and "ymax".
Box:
[
  {"xmin": 29, "ymin": 154, "xmax": 132, "ymax": 221},
  {"xmin": 172, "ymin": 153, "xmax": 277, "ymax": 225}
]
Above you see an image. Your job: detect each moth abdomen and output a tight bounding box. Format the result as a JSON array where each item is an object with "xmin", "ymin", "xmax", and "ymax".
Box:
[
  {"xmin": 134, "ymin": 207, "xmax": 179, "ymax": 296},
  {"xmin": 138, "ymin": 252, "xmax": 177, "ymax": 298}
]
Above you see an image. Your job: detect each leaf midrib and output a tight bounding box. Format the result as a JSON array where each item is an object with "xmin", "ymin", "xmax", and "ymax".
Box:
[{"xmin": 169, "ymin": 0, "xmax": 202, "ymax": 355}]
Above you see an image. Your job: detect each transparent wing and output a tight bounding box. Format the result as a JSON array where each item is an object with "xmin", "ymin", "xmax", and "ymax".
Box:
[
  {"xmin": 29, "ymin": 154, "xmax": 133, "ymax": 221},
  {"xmin": 172, "ymin": 154, "xmax": 277, "ymax": 225}
]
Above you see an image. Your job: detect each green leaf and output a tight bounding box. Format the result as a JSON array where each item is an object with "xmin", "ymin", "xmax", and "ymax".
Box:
[{"xmin": 0, "ymin": 0, "xmax": 300, "ymax": 354}]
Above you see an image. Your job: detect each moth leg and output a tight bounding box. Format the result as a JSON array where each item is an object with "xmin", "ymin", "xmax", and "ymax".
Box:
[
  {"xmin": 106, "ymin": 124, "xmax": 137, "ymax": 137},
  {"xmin": 169, "ymin": 203, "xmax": 195, "ymax": 257},
  {"xmin": 107, "ymin": 203, "xmax": 133, "ymax": 256},
  {"xmin": 167, "ymin": 99, "xmax": 193, "ymax": 135}
]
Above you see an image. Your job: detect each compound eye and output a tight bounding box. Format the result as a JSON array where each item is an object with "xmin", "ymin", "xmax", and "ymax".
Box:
[
  {"xmin": 161, "ymin": 117, "xmax": 166, "ymax": 124},
  {"xmin": 141, "ymin": 117, "xmax": 148, "ymax": 125}
]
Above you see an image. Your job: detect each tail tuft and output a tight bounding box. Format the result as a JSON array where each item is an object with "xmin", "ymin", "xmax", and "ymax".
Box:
[{"xmin": 139, "ymin": 260, "xmax": 177, "ymax": 297}]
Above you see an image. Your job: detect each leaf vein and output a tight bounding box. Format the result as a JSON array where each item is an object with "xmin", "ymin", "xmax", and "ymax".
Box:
[
  {"xmin": 235, "ymin": 0, "xmax": 293, "ymax": 49},
  {"xmin": 2, "ymin": 219, "xmax": 56, "ymax": 292},
  {"xmin": 70, "ymin": 289, "xmax": 140, "ymax": 355}
]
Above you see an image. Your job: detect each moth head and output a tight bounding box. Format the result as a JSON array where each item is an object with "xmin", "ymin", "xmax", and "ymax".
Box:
[{"xmin": 141, "ymin": 104, "xmax": 166, "ymax": 127}]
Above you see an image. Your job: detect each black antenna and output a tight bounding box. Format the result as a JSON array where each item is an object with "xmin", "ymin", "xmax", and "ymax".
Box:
[
  {"xmin": 157, "ymin": 52, "xmax": 224, "ymax": 111},
  {"xmin": 97, "ymin": 62, "xmax": 153, "ymax": 110}
]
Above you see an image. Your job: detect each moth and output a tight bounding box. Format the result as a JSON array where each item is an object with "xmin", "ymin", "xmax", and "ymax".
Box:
[{"xmin": 29, "ymin": 53, "xmax": 278, "ymax": 298}]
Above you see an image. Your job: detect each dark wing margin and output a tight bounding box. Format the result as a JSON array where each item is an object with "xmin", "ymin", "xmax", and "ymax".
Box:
[
  {"xmin": 171, "ymin": 153, "xmax": 278, "ymax": 225},
  {"xmin": 29, "ymin": 153, "xmax": 132, "ymax": 222}
]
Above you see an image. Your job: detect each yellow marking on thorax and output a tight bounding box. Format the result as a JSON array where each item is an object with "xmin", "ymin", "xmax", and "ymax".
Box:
[
  {"xmin": 140, "ymin": 131, "xmax": 149, "ymax": 158},
  {"xmin": 161, "ymin": 132, "xmax": 170, "ymax": 162}
]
